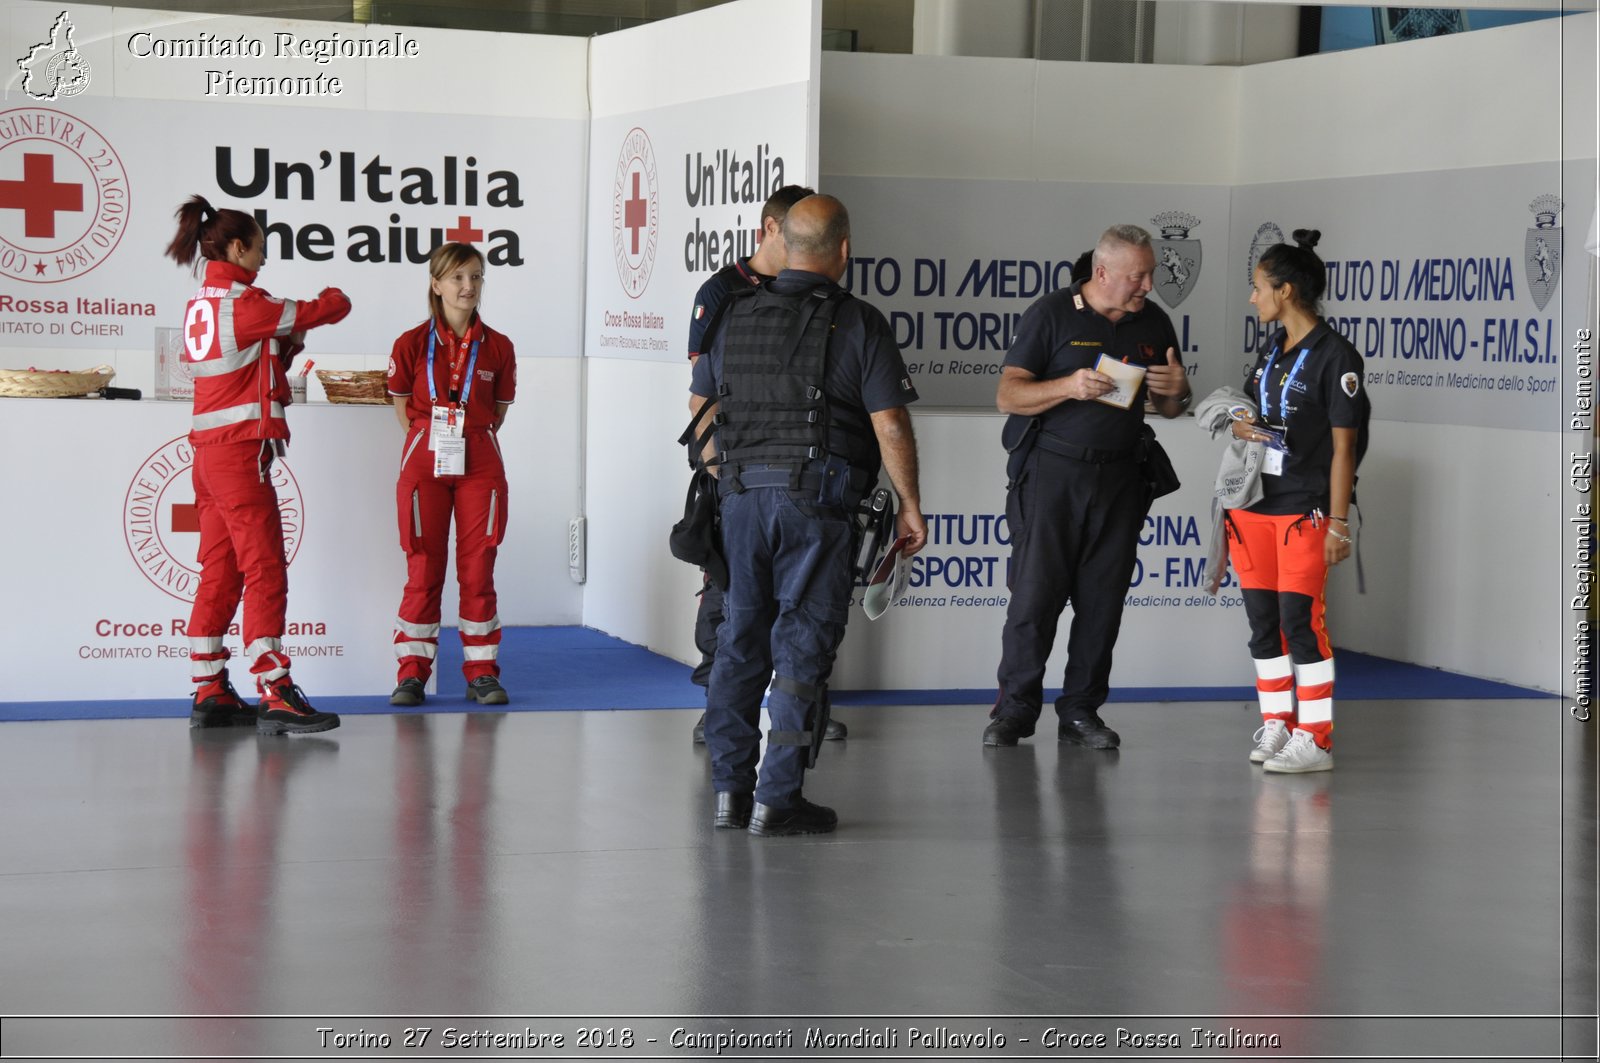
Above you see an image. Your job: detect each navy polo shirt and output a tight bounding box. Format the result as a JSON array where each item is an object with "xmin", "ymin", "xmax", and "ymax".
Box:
[
  {"xmin": 687, "ymin": 257, "xmax": 767, "ymax": 359},
  {"xmin": 1004, "ymin": 281, "xmax": 1181, "ymax": 451}
]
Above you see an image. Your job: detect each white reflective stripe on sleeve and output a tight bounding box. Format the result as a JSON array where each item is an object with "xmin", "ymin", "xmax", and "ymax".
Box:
[
  {"xmin": 463, "ymin": 645, "xmax": 499, "ymax": 661},
  {"xmin": 276, "ymin": 298, "xmax": 299, "ymax": 334},
  {"xmin": 395, "ymin": 618, "xmax": 441, "ymax": 639},
  {"xmin": 394, "ymin": 640, "xmax": 439, "ymax": 660},
  {"xmin": 458, "ymin": 616, "xmax": 501, "ymax": 636},
  {"xmin": 1253, "ymin": 655, "xmax": 1293, "ymax": 681}
]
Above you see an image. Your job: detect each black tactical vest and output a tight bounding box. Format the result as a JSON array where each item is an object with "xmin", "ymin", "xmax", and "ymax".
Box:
[{"xmin": 708, "ymin": 284, "xmax": 875, "ymax": 500}]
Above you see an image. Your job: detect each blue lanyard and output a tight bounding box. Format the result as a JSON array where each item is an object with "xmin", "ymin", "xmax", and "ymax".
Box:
[
  {"xmin": 1259, "ymin": 340, "xmax": 1311, "ymax": 426},
  {"xmin": 426, "ymin": 325, "xmax": 481, "ymax": 411}
]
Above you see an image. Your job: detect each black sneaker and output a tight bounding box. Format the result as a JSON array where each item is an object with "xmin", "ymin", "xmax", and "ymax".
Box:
[
  {"xmin": 692, "ymin": 712, "xmax": 706, "ymax": 744},
  {"xmin": 257, "ymin": 680, "xmax": 340, "ymax": 735},
  {"xmin": 1059, "ymin": 713, "xmax": 1121, "ymax": 749},
  {"xmin": 190, "ymin": 675, "xmax": 256, "ymax": 729},
  {"xmin": 389, "ymin": 678, "xmax": 425, "ymax": 707},
  {"xmin": 466, "ymin": 675, "xmax": 509, "ymax": 705},
  {"xmin": 748, "ymin": 797, "xmax": 838, "ymax": 837},
  {"xmin": 824, "ymin": 717, "xmax": 848, "ymax": 740}
]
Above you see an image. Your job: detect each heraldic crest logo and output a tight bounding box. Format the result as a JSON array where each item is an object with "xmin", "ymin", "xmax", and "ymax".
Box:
[
  {"xmin": 17, "ymin": 11, "xmax": 92, "ymax": 101},
  {"xmin": 1525, "ymin": 194, "xmax": 1563, "ymax": 312},
  {"xmin": 1151, "ymin": 210, "xmax": 1201, "ymax": 309}
]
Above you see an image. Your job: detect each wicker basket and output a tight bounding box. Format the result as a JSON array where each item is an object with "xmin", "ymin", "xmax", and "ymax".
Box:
[
  {"xmin": 315, "ymin": 369, "xmax": 390, "ymax": 405},
  {"xmin": 0, "ymin": 364, "xmax": 115, "ymax": 398}
]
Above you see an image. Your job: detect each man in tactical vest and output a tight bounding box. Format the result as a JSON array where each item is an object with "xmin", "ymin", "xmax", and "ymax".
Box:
[
  {"xmin": 688, "ymin": 194, "xmax": 926, "ymax": 836},
  {"xmin": 684, "ymin": 184, "xmax": 854, "ymax": 747}
]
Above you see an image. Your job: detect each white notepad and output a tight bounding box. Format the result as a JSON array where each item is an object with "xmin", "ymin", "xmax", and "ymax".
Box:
[{"xmin": 1093, "ymin": 354, "xmax": 1146, "ymax": 410}]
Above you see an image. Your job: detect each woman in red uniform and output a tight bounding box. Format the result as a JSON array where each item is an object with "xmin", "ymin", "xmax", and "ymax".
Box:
[
  {"xmin": 387, "ymin": 242, "xmax": 517, "ymax": 707},
  {"xmin": 165, "ymin": 195, "xmax": 352, "ymax": 735},
  {"xmin": 1229, "ymin": 229, "xmax": 1369, "ymax": 773}
]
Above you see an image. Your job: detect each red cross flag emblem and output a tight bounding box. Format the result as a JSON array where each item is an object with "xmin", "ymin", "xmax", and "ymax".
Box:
[
  {"xmin": 611, "ymin": 127, "xmax": 658, "ymax": 300},
  {"xmin": 183, "ymin": 301, "xmax": 216, "ymax": 361},
  {"xmin": 0, "ymin": 108, "xmax": 128, "ymax": 284}
]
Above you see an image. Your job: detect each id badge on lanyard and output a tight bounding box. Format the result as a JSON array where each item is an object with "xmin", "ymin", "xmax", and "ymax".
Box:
[
  {"xmin": 426, "ymin": 327, "xmax": 480, "ymax": 478},
  {"xmin": 1258, "ymin": 341, "xmax": 1308, "ymax": 477},
  {"xmin": 430, "ymin": 405, "xmax": 466, "ymax": 476}
]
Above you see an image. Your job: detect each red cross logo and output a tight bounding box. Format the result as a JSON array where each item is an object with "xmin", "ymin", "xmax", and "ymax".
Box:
[
  {"xmin": 0, "ymin": 152, "xmax": 83, "ymax": 238},
  {"xmin": 444, "ymin": 215, "xmax": 482, "ymax": 244},
  {"xmin": 610, "ymin": 127, "xmax": 657, "ymax": 300},
  {"xmin": 170, "ymin": 503, "xmax": 200, "ymax": 534},
  {"xmin": 624, "ymin": 172, "xmax": 649, "ymax": 256},
  {"xmin": 184, "ymin": 302, "xmax": 216, "ymax": 360}
]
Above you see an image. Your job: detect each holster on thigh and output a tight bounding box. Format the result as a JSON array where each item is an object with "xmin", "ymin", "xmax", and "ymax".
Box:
[{"xmin": 767, "ymin": 674, "xmax": 831, "ymax": 769}]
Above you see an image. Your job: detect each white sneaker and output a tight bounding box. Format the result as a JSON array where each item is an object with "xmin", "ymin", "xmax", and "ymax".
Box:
[
  {"xmin": 1249, "ymin": 718, "xmax": 1291, "ymax": 764},
  {"xmin": 1263, "ymin": 729, "xmax": 1333, "ymax": 774}
]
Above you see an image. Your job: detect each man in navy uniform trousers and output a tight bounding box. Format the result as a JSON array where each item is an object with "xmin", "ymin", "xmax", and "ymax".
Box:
[
  {"xmin": 985, "ymin": 224, "xmax": 1193, "ymax": 750},
  {"xmin": 684, "ymin": 185, "xmax": 851, "ymax": 746},
  {"xmin": 689, "ymin": 194, "xmax": 925, "ymax": 835}
]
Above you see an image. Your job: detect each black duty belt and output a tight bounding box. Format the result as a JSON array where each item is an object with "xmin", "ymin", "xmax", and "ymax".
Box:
[
  {"xmin": 1035, "ymin": 432, "xmax": 1137, "ymax": 465},
  {"xmin": 719, "ymin": 464, "xmax": 872, "ymax": 500}
]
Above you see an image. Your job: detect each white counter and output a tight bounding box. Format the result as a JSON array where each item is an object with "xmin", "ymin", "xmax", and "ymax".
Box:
[{"xmin": 4, "ymin": 398, "xmax": 489, "ymax": 700}]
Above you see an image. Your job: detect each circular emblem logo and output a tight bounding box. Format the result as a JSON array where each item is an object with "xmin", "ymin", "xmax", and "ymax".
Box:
[
  {"xmin": 44, "ymin": 52, "xmax": 92, "ymax": 99},
  {"xmin": 0, "ymin": 107, "xmax": 129, "ymax": 284},
  {"xmin": 123, "ymin": 437, "xmax": 305, "ymax": 604},
  {"xmin": 1247, "ymin": 222, "xmax": 1285, "ymax": 284},
  {"xmin": 611, "ymin": 126, "xmax": 659, "ymax": 300}
]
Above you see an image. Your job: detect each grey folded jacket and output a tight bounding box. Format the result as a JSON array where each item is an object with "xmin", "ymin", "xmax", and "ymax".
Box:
[{"xmin": 1193, "ymin": 386, "xmax": 1265, "ymax": 594}]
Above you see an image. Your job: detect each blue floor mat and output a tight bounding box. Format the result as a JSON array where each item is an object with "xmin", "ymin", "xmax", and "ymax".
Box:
[{"xmin": 0, "ymin": 626, "xmax": 1553, "ymax": 722}]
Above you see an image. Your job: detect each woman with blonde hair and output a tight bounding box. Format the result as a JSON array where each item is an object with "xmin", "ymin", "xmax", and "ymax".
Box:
[{"xmin": 385, "ymin": 242, "xmax": 517, "ymax": 706}]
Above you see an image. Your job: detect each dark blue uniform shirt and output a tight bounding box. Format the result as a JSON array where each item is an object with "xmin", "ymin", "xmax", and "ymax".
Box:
[
  {"xmin": 687, "ymin": 257, "xmax": 766, "ymax": 360},
  {"xmin": 1004, "ymin": 281, "xmax": 1181, "ymax": 451}
]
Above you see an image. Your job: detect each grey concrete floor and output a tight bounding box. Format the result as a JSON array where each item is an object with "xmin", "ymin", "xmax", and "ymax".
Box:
[{"xmin": 0, "ymin": 699, "xmax": 1593, "ymax": 1061}]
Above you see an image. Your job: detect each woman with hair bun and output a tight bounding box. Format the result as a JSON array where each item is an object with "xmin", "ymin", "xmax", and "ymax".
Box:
[
  {"xmin": 1229, "ymin": 229, "xmax": 1370, "ymax": 773},
  {"xmin": 165, "ymin": 194, "xmax": 352, "ymax": 735},
  {"xmin": 385, "ymin": 242, "xmax": 517, "ymax": 708}
]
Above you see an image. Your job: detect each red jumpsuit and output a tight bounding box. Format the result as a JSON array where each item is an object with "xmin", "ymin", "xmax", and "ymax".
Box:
[
  {"xmin": 386, "ymin": 317, "xmax": 517, "ymax": 684},
  {"xmin": 183, "ymin": 260, "xmax": 351, "ymax": 692}
]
